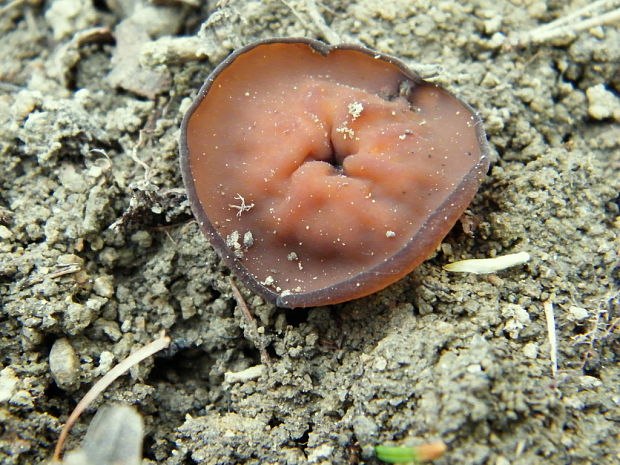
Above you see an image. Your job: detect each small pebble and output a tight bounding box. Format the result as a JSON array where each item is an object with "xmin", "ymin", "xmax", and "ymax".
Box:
[
  {"xmin": 94, "ymin": 351, "xmax": 115, "ymax": 377},
  {"xmin": 523, "ymin": 342, "xmax": 538, "ymax": 359},
  {"xmin": 224, "ymin": 364, "xmax": 266, "ymax": 384},
  {"xmin": 0, "ymin": 225, "xmax": 13, "ymax": 239},
  {"xmin": 131, "ymin": 230, "xmax": 152, "ymax": 248},
  {"xmin": 374, "ymin": 356, "xmax": 387, "ymax": 371},
  {"xmin": 578, "ymin": 375, "xmax": 602, "ymax": 389},
  {"xmin": 567, "ymin": 306, "xmax": 589, "ymax": 322},
  {"xmin": 49, "ymin": 338, "xmax": 79, "ymax": 389},
  {"xmin": 93, "ymin": 275, "xmax": 115, "ymax": 298},
  {"xmin": 586, "ymin": 84, "xmax": 620, "ymax": 121},
  {"xmin": 0, "ymin": 367, "xmax": 19, "ymax": 402}
]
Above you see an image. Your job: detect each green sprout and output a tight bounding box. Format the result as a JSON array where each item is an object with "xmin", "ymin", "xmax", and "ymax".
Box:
[{"xmin": 375, "ymin": 442, "xmax": 447, "ymax": 464}]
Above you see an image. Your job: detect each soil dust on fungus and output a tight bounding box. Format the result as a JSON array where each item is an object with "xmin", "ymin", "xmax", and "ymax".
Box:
[{"xmin": 0, "ymin": 1, "xmax": 619, "ymax": 465}]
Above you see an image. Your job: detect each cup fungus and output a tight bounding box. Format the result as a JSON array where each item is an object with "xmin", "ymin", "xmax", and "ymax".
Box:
[{"xmin": 180, "ymin": 38, "xmax": 490, "ymax": 308}]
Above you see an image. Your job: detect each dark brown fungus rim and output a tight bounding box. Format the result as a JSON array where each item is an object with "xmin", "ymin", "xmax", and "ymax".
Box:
[{"xmin": 179, "ymin": 37, "xmax": 491, "ymax": 308}]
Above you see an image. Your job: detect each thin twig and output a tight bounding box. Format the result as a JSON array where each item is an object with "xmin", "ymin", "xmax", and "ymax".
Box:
[
  {"xmin": 130, "ymin": 130, "xmax": 152, "ymax": 183},
  {"xmin": 533, "ymin": 0, "xmax": 618, "ymax": 33},
  {"xmin": 604, "ymin": 316, "xmax": 619, "ymax": 338},
  {"xmin": 526, "ymin": 8, "xmax": 620, "ymax": 43},
  {"xmin": 0, "ymin": 0, "xmax": 26, "ymax": 16},
  {"xmin": 229, "ymin": 278, "xmax": 271, "ymax": 364},
  {"xmin": 543, "ymin": 301, "xmax": 558, "ymax": 378},
  {"xmin": 507, "ymin": 0, "xmax": 620, "ymax": 48},
  {"xmin": 303, "ymin": 0, "xmax": 341, "ymax": 45},
  {"xmin": 280, "ymin": 0, "xmax": 341, "ymax": 45},
  {"xmin": 53, "ymin": 332, "xmax": 171, "ymax": 461},
  {"xmin": 19, "ymin": 263, "xmax": 82, "ymax": 289}
]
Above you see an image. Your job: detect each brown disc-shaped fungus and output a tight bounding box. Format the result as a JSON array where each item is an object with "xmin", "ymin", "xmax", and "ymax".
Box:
[{"xmin": 180, "ymin": 38, "xmax": 490, "ymax": 308}]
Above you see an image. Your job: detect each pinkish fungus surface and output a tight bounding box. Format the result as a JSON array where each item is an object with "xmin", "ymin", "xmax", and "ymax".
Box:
[{"xmin": 180, "ymin": 38, "xmax": 490, "ymax": 308}]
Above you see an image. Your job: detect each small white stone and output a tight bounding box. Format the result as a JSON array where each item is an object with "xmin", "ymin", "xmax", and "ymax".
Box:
[
  {"xmin": 374, "ymin": 356, "xmax": 387, "ymax": 371},
  {"xmin": 243, "ymin": 231, "xmax": 254, "ymax": 248},
  {"xmin": 93, "ymin": 275, "xmax": 114, "ymax": 298},
  {"xmin": 523, "ymin": 342, "xmax": 538, "ymax": 359},
  {"xmin": 0, "ymin": 367, "xmax": 19, "ymax": 403},
  {"xmin": 49, "ymin": 338, "xmax": 79, "ymax": 389},
  {"xmin": 578, "ymin": 375, "xmax": 602, "ymax": 389},
  {"xmin": 0, "ymin": 225, "xmax": 13, "ymax": 239},
  {"xmin": 586, "ymin": 84, "xmax": 620, "ymax": 120},
  {"xmin": 466, "ymin": 364, "xmax": 482, "ymax": 373},
  {"xmin": 94, "ymin": 351, "xmax": 115, "ymax": 377},
  {"xmin": 567, "ymin": 306, "xmax": 589, "ymax": 322}
]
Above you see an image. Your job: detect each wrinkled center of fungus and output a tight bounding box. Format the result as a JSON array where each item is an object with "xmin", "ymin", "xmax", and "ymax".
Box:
[{"xmin": 185, "ymin": 43, "xmax": 482, "ymax": 300}]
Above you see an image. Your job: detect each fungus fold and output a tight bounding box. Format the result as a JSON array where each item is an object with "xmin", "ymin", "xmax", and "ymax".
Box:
[{"xmin": 180, "ymin": 39, "xmax": 490, "ymax": 308}]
